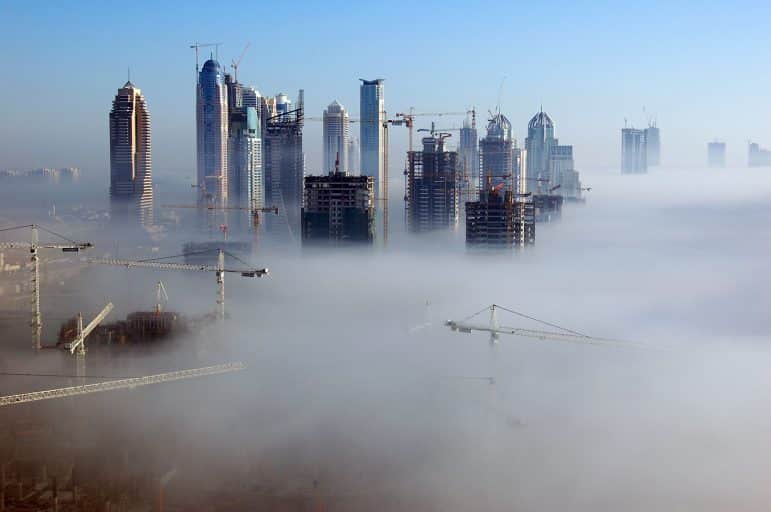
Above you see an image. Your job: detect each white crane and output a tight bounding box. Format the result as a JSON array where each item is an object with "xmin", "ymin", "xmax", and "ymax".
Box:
[
  {"xmin": 446, "ymin": 304, "xmax": 639, "ymax": 348},
  {"xmin": 0, "ymin": 224, "xmax": 93, "ymax": 350},
  {"xmin": 0, "ymin": 362, "xmax": 245, "ymax": 407},
  {"xmin": 89, "ymin": 249, "xmax": 267, "ymax": 321},
  {"xmin": 65, "ymin": 302, "xmax": 114, "ymax": 379}
]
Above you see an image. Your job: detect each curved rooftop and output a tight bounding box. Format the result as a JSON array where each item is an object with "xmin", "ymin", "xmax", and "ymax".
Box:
[
  {"xmin": 486, "ymin": 112, "xmax": 512, "ymax": 140},
  {"xmin": 528, "ymin": 110, "xmax": 553, "ymax": 129}
]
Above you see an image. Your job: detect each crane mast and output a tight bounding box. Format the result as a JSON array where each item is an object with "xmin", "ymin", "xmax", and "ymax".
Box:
[{"xmin": 0, "ymin": 224, "xmax": 92, "ymax": 350}]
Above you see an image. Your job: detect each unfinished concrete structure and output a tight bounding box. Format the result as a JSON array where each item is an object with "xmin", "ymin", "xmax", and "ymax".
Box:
[
  {"xmin": 465, "ymin": 184, "xmax": 534, "ymax": 248},
  {"xmin": 302, "ymin": 172, "xmax": 375, "ymax": 244},
  {"xmin": 405, "ymin": 132, "xmax": 460, "ymax": 232}
]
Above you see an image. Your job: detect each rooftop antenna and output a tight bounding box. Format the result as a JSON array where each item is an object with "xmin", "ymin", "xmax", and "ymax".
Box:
[{"xmin": 127, "ymin": 67, "xmax": 131, "ymax": 83}]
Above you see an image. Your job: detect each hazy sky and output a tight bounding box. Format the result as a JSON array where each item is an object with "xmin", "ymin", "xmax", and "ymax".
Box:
[{"xmin": 1, "ymin": 0, "xmax": 769, "ymax": 177}]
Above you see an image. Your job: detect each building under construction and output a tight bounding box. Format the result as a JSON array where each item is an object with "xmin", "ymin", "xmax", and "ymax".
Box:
[
  {"xmin": 405, "ymin": 131, "xmax": 460, "ymax": 232},
  {"xmin": 465, "ymin": 184, "xmax": 534, "ymax": 248},
  {"xmin": 302, "ymin": 172, "xmax": 375, "ymax": 244},
  {"xmin": 532, "ymin": 194, "xmax": 564, "ymax": 222}
]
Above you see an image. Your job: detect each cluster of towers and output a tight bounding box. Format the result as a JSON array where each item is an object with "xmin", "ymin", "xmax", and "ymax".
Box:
[{"xmin": 620, "ymin": 122, "xmax": 660, "ymax": 173}]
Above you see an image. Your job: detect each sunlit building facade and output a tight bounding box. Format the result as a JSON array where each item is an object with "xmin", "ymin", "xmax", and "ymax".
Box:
[
  {"xmin": 323, "ymin": 100, "xmax": 349, "ymax": 174},
  {"xmin": 109, "ymin": 80, "xmax": 153, "ymax": 226},
  {"xmin": 359, "ymin": 78, "xmax": 385, "ymax": 197},
  {"xmin": 197, "ymin": 58, "xmax": 229, "ymax": 203}
]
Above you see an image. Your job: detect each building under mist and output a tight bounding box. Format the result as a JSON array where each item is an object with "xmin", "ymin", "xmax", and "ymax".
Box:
[
  {"xmin": 347, "ymin": 137, "xmax": 360, "ymax": 176},
  {"xmin": 323, "ymin": 100, "xmax": 349, "ymax": 174},
  {"xmin": 458, "ymin": 113, "xmax": 479, "ymax": 191},
  {"xmin": 748, "ymin": 142, "xmax": 771, "ymax": 167},
  {"xmin": 708, "ymin": 141, "xmax": 726, "ymax": 168},
  {"xmin": 405, "ymin": 132, "xmax": 460, "ymax": 232},
  {"xmin": 465, "ymin": 182, "xmax": 534, "ymax": 248},
  {"xmin": 645, "ymin": 124, "xmax": 661, "ymax": 167},
  {"xmin": 264, "ymin": 90, "xmax": 305, "ymax": 230},
  {"xmin": 196, "ymin": 58, "xmax": 229, "ymax": 204},
  {"xmin": 621, "ymin": 128, "xmax": 647, "ymax": 173},
  {"xmin": 479, "ymin": 112, "xmax": 515, "ymax": 195},
  {"xmin": 109, "ymin": 80, "xmax": 153, "ymax": 226},
  {"xmin": 359, "ymin": 78, "xmax": 385, "ymax": 197},
  {"xmin": 302, "ymin": 172, "xmax": 374, "ymax": 244}
]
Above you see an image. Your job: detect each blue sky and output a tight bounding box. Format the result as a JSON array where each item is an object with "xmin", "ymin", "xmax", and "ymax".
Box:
[{"xmin": 1, "ymin": 0, "xmax": 769, "ymax": 177}]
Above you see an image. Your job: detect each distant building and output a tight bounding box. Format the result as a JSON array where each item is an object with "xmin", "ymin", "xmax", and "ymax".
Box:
[
  {"xmin": 302, "ymin": 172, "xmax": 375, "ymax": 244},
  {"xmin": 359, "ymin": 78, "xmax": 385, "ymax": 197},
  {"xmin": 458, "ymin": 113, "xmax": 479, "ymax": 189},
  {"xmin": 323, "ymin": 100, "xmax": 349, "ymax": 174},
  {"xmin": 748, "ymin": 142, "xmax": 771, "ymax": 167},
  {"xmin": 196, "ymin": 58, "xmax": 229, "ymax": 203},
  {"xmin": 707, "ymin": 141, "xmax": 726, "ymax": 168},
  {"xmin": 479, "ymin": 112, "xmax": 514, "ymax": 195},
  {"xmin": 0, "ymin": 168, "xmax": 80, "ymax": 182},
  {"xmin": 645, "ymin": 124, "xmax": 660, "ymax": 167},
  {"xmin": 621, "ymin": 128, "xmax": 647, "ymax": 173},
  {"xmin": 405, "ymin": 133, "xmax": 460, "ymax": 232},
  {"xmin": 525, "ymin": 110, "xmax": 555, "ymax": 194},
  {"xmin": 347, "ymin": 137, "xmax": 360, "ymax": 176},
  {"xmin": 109, "ymin": 80, "xmax": 153, "ymax": 226},
  {"xmin": 264, "ymin": 90, "xmax": 305, "ymax": 228},
  {"xmin": 465, "ymin": 183, "xmax": 534, "ymax": 248}
]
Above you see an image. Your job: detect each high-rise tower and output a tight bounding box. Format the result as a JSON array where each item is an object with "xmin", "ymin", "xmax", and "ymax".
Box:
[
  {"xmin": 323, "ymin": 100, "xmax": 349, "ymax": 174},
  {"xmin": 197, "ymin": 58, "xmax": 229, "ymax": 204},
  {"xmin": 645, "ymin": 124, "xmax": 661, "ymax": 167},
  {"xmin": 226, "ymin": 75, "xmax": 263, "ymax": 210},
  {"xmin": 109, "ymin": 80, "xmax": 153, "ymax": 226},
  {"xmin": 359, "ymin": 79, "xmax": 385, "ymax": 197},
  {"xmin": 459, "ymin": 113, "xmax": 479, "ymax": 191},
  {"xmin": 479, "ymin": 112, "xmax": 514, "ymax": 195},
  {"xmin": 406, "ymin": 132, "xmax": 460, "ymax": 232},
  {"xmin": 621, "ymin": 128, "xmax": 647, "ymax": 173},
  {"xmin": 525, "ymin": 110, "xmax": 556, "ymax": 193}
]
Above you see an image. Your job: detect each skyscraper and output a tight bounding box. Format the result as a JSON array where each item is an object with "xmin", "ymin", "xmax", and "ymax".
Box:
[
  {"xmin": 406, "ymin": 132, "xmax": 460, "ymax": 232},
  {"xmin": 323, "ymin": 100, "xmax": 349, "ymax": 174},
  {"xmin": 109, "ymin": 80, "xmax": 153, "ymax": 226},
  {"xmin": 707, "ymin": 141, "xmax": 726, "ymax": 168},
  {"xmin": 359, "ymin": 78, "xmax": 385, "ymax": 197},
  {"xmin": 479, "ymin": 112, "xmax": 514, "ymax": 195},
  {"xmin": 465, "ymin": 185, "xmax": 535, "ymax": 248},
  {"xmin": 525, "ymin": 110, "xmax": 556, "ymax": 194},
  {"xmin": 645, "ymin": 124, "xmax": 661, "ymax": 167},
  {"xmin": 197, "ymin": 58, "xmax": 228, "ymax": 204},
  {"xmin": 621, "ymin": 128, "xmax": 647, "ymax": 173},
  {"xmin": 226, "ymin": 75, "xmax": 264, "ymax": 209},
  {"xmin": 459, "ymin": 113, "xmax": 479, "ymax": 190},
  {"xmin": 748, "ymin": 142, "xmax": 771, "ymax": 167},
  {"xmin": 264, "ymin": 90, "xmax": 305, "ymax": 229}
]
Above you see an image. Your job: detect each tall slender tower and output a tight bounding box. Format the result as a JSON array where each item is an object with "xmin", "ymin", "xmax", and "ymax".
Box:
[
  {"xmin": 359, "ymin": 79, "xmax": 385, "ymax": 197},
  {"xmin": 109, "ymin": 80, "xmax": 153, "ymax": 226},
  {"xmin": 525, "ymin": 110, "xmax": 555, "ymax": 193},
  {"xmin": 323, "ymin": 100, "xmax": 349, "ymax": 174},
  {"xmin": 197, "ymin": 58, "xmax": 228, "ymax": 204}
]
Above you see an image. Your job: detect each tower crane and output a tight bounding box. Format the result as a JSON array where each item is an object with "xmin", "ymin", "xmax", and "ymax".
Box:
[
  {"xmin": 189, "ymin": 42, "xmax": 222, "ymax": 75},
  {"xmin": 66, "ymin": 302, "xmax": 114, "ymax": 379},
  {"xmin": 0, "ymin": 224, "xmax": 92, "ymax": 350},
  {"xmin": 445, "ymin": 304, "xmax": 640, "ymax": 348},
  {"xmin": 395, "ymin": 108, "xmax": 474, "ymax": 153},
  {"xmin": 0, "ymin": 362, "xmax": 245, "ymax": 407},
  {"xmin": 161, "ymin": 203, "xmax": 279, "ymax": 228},
  {"xmin": 89, "ymin": 249, "xmax": 268, "ymax": 321},
  {"xmin": 230, "ymin": 42, "xmax": 250, "ymax": 82}
]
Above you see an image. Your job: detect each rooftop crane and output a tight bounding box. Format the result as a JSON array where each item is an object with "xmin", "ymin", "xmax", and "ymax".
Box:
[
  {"xmin": 89, "ymin": 249, "xmax": 268, "ymax": 321},
  {"xmin": 0, "ymin": 362, "xmax": 245, "ymax": 407},
  {"xmin": 394, "ymin": 108, "xmax": 474, "ymax": 153},
  {"xmin": 446, "ymin": 304, "xmax": 640, "ymax": 348},
  {"xmin": 230, "ymin": 42, "xmax": 250, "ymax": 82},
  {"xmin": 189, "ymin": 42, "xmax": 222, "ymax": 75},
  {"xmin": 0, "ymin": 224, "xmax": 93, "ymax": 350}
]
